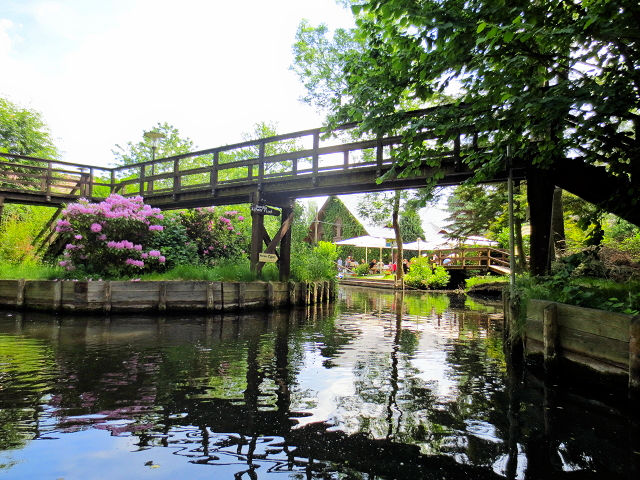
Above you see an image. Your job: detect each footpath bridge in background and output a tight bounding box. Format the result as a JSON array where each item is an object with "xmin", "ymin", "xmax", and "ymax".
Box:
[{"xmin": 0, "ymin": 118, "xmax": 524, "ymax": 280}]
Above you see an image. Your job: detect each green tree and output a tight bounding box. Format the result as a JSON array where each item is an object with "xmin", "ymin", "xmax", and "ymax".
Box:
[
  {"xmin": 112, "ymin": 122, "xmax": 195, "ymax": 165},
  {"xmin": 0, "ymin": 98, "xmax": 59, "ymax": 264},
  {"xmin": 398, "ymin": 209, "xmax": 424, "ymax": 243},
  {"xmin": 330, "ymin": 0, "xmax": 640, "ymax": 229},
  {"xmin": 0, "ymin": 98, "xmax": 57, "ymax": 157},
  {"xmin": 291, "ymin": 20, "xmax": 363, "ymax": 112}
]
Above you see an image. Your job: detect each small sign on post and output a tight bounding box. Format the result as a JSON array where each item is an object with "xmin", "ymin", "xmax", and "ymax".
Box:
[
  {"xmin": 251, "ymin": 204, "xmax": 281, "ymax": 216},
  {"xmin": 258, "ymin": 253, "xmax": 278, "ymax": 263}
]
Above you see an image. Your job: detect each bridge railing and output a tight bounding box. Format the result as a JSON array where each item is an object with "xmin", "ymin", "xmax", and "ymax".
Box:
[
  {"xmin": 0, "ymin": 153, "xmax": 113, "ymax": 200},
  {"xmin": 430, "ymin": 247, "xmax": 510, "ymax": 270},
  {"xmin": 109, "ymin": 123, "xmax": 468, "ymax": 198},
  {"xmin": 1, "ymin": 108, "xmax": 481, "ymax": 203}
]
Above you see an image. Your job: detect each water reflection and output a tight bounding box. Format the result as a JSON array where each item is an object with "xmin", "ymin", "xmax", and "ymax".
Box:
[{"xmin": 0, "ymin": 287, "xmax": 634, "ymax": 479}]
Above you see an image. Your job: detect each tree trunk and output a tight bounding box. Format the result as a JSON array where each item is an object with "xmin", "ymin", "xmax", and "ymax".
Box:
[
  {"xmin": 513, "ymin": 186, "xmax": 527, "ymax": 273},
  {"xmin": 527, "ymin": 168, "xmax": 555, "ymax": 276},
  {"xmin": 392, "ymin": 190, "xmax": 404, "ymax": 282},
  {"xmin": 550, "ymin": 187, "xmax": 566, "ymax": 260}
]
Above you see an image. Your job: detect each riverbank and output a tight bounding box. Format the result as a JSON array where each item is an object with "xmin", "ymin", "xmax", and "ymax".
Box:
[{"xmin": 0, "ymin": 279, "xmax": 335, "ymax": 313}]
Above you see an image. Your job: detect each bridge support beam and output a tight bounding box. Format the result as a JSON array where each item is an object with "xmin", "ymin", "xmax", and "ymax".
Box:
[
  {"xmin": 527, "ymin": 168, "xmax": 555, "ymax": 276},
  {"xmin": 250, "ymin": 195, "xmax": 294, "ymax": 282}
]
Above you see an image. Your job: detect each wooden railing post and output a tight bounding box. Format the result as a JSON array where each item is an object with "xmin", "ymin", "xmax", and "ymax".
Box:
[
  {"xmin": 139, "ymin": 165, "xmax": 146, "ymax": 195},
  {"xmin": 110, "ymin": 170, "xmax": 116, "ymax": 194},
  {"xmin": 88, "ymin": 168, "xmax": 94, "ymax": 199},
  {"xmin": 46, "ymin": 161, "xmax": 53, "ymax": 197},
  {"xmin": 312, "ymin": 130, "xmax": 319, "ymax": 185},
  {"xmin": 343, "ymin": 150, "xmax": 349, "ymax": 170},
  {"xmin": 210, "ymin": 151, "xmax": 219, "ymax": 194},
  {"xmin": 376, "ymin": 138, "xmax": 383, "ymax": 176},
  {"xmin": 258, "ymin": 142, "xmax": 265, "ymax": 181},
  {"xmin": 173, "ymin": 158, "xmax": 180, "ymax": 198}
]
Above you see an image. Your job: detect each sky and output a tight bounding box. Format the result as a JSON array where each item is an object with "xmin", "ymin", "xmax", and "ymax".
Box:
[
  {"xmin": 0, "ymin": 0, "xmax": 451, "ymax": 232},
  {"xmin": 0, "ymin": 0, "xmax": 353, "ymax": 167}
]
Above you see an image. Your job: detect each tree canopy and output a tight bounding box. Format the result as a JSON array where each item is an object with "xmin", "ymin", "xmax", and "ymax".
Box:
[
  {"xmin": 0, "ymin": 98, "xmax": 57, "ymax": 158},
  {"xmin": 112, "ymin": 122, "xmax": 195, "ymax": 165},
  {"xmin": 324, "ymin": 0, "xmax": 640, "ymax": 226}
]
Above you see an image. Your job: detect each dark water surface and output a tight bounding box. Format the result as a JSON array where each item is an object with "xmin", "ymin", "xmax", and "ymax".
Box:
[{"xmin": 0, "ymin": 286, "xmax": 635, "ymax": 479}]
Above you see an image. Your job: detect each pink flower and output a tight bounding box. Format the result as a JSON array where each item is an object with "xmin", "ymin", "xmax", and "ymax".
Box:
[
  {"xmin": 59, "ymin": 260, "xmax": 68, "ymax": 267},
  {"xmin": 74, "ymin": 234, "xmax": 83, "ymax": 240},
  {"xmin": 237, "ymin": 215, "xmax": 244, "ymax": 221},
  {"xmin": 99, "ymin": 234, "xmax": 107, "ymax": 241},
  {"xmin": 227, "ymin": 226, "xmax": 233, "ymax": 230},
  {"xmin": 134, "ymin": 244, "xmax": 142, "ymax": 251},
  {"xmin": 90, "ymin": 223, "xmax": 102, "ymax": 233},
  {"xmin": 125, "ymin": 258, "xmax": 145, "ymax": 268},
  {"xmin": 148, "ymin": 250, "xmax": 161, "ymax": 257},
  {"xmin": 158, "ymin": 256, "xmax": 166, "ymax": 263},
  {"xmin": 149, "ymin": 225, "xmax": 163, "ymax": 231},
  {"xmin": 141, "ymin": 253, "xmax": 149, "ymax": 259},
  {"xmin": 65, "ymin": 244, "xmax": 76, "ymax": 250}
]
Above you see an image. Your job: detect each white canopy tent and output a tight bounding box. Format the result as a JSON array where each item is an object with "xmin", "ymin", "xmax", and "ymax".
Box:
[
  {"xmin": 334, "ymin": 235, "xmax": 390, "ymax": 264},
  {"xmin": 335, "ymin": 234, "xmax": 499, "ymax": 262}
]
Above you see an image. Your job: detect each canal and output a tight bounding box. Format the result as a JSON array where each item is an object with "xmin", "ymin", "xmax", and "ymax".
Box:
[{"xmin": 0, "ymin": 286, "xmax": 635, "ymax": 479}]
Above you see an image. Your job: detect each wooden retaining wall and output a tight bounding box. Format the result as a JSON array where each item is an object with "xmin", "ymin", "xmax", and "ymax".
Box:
[
  {"xmin": 523, "ymin": 299, "xmax": 640, "ymax": 400},
  {"xmin": 0, "ymin": 279, "xmax": 335, "ymax": 313}
]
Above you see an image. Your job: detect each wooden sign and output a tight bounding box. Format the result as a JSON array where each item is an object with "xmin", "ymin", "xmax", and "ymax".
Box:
[
  {"xmin": 258, "ymin": 253, "xmax": 278, "ymax": 263},
  {"xmin": 251, "ymin": 204, "xmax": 280, "ymax": 216}
]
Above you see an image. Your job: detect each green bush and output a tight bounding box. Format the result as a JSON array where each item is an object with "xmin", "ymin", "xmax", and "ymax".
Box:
[
  {"xmin": 147, "ymin": 214, "xmax": 199, "ymax": 268},
  {"xmin": 291, "ymin": 241, "xmax": 337, "ymax": 281},
  {"xmin": 405, "ymin": 257, "xmax": 450, "ymax": 289},
  {"xmin": 354, "ymin": 263, "xmax": 369, "ymax": 276}
]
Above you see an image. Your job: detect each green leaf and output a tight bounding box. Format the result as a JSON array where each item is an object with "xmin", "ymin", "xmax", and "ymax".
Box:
[
  {"xmin": 503, "ymin": 31, "xmax": 514, "ymax": 43},
  {"xmin": 477, "ymin": 22, "xmax": 487, "ymax": 33}
]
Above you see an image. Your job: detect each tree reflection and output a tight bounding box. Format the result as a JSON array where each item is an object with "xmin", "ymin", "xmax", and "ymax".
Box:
[{"xmin": 0, "ymin": 290, "xmax": 634, "ymax": 479}]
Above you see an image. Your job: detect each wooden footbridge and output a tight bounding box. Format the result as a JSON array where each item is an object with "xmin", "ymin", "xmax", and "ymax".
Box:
[{"xmin": 0, "ymin": 118, "xmax": 524, "ymax": 280}]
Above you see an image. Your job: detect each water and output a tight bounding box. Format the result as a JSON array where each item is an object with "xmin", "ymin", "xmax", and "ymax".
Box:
[{"xmin": 0, "ymin": 286, "xmax": 635, "ymax": 479}]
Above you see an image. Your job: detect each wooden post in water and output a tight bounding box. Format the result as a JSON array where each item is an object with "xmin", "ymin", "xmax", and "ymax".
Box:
[
  {"xmin": 543, "ymin": 303, "xmax": 559, "ymax": 376},
  {"xmin": 630, "ymin": 315, "xmax": 640, "ymax": 402}
]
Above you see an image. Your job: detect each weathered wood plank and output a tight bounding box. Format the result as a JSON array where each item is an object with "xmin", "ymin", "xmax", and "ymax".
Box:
[
  {"xmin": 558, "ymin": 326, "xmax": 628, "ymax": 366},
  {"xmin": 529, "ymin": 299, "xmax": 630, "ymax": 342}
]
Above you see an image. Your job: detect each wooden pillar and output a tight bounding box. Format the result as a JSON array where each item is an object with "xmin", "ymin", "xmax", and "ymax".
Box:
[
  {"xmin": 527, "ymin": 168, "xmax": 555, "ymax": 276},
  {"xmin": 630, "ymin": 315, "xmax": 640, "ymax": 402},
  {"xmin": 0, "ymin": 196, "xmax": 4, "ymax": 224},
  {"xmin": 279, "ymin": 204, "xmax": 293, "ymax": 282},
  {"xmin": 250, "ymin": 193, "xmax": 264, "ymax": 273},
  {"xmin": 16, "ymin": 279, "xmax": 25, "ymax": 308},
  {"xmin": 543, "ymin": 303, "xmax": 559, "ymax": 376},
  {"xmin": 158, "ymin": 282, "xmax": 167, "ymax": 312}
]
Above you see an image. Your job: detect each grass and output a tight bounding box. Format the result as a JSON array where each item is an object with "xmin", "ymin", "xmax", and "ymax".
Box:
[
  {"xmin": 0, "ymin": 263, "xmax": 64, "ymax": 280},
  {"xmin": 465, "ymin": 275, "xmax": 509, "ymax": 290},
  {"xmin": 0, "ymin": 259, "xmax": 282, "ymax": 283},
  {"xmin": 139, "ymin": 260, "xmax": 280, "ymax": 282},
  {"xmin": 517, "ymin": 276, "xmax": 640, "ymax": 315}
]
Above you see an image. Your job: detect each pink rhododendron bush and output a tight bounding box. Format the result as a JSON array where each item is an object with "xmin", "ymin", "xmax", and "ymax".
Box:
[
  {"xmin": 54, "ymin": 195, "xmax": 248, "ymax": 278},
  {"xmin": 56, "ymin": 195, "xmax": 167, "ymax": 277}
]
